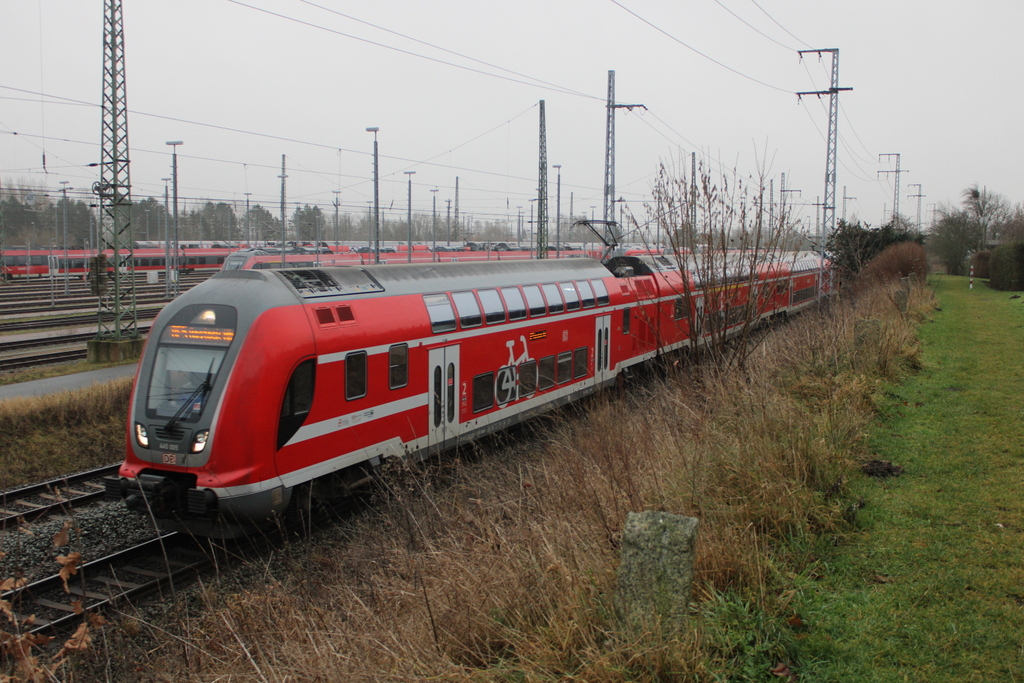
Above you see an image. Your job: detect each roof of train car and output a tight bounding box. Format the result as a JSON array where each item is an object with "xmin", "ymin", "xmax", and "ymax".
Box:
[{"xmin": 214, "ymin": 257, "xmax": 614, "ymax": 301}]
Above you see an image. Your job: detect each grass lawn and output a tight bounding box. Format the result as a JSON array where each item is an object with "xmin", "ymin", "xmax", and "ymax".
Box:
[{"xmin": 799, "ymin": 275, "xmax": 1024, "ymax": 681}]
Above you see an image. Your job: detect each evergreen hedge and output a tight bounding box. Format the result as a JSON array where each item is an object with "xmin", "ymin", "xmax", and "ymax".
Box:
[{"xmin": 988, "ymin": 243, "xmax": 1024, "ymax": 291}]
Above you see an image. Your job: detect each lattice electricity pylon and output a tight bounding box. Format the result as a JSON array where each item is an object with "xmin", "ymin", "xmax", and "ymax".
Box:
[
  {"xmin": 94, "ymin": 0, "xmax": 139, "ymax": 342},
  {"xmin": 603, "ymin": 70, "xmax": 645, "ymax": 226},
  {"xmin": 537, "ymin": 100, "xmax": 548, "ymax": 257},
  {"xmin": 797, "ymin": 49, "xmax": 851, "ymax": 245}
]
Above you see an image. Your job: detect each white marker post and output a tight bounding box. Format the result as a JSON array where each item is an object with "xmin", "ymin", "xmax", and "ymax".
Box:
[{"xmin": 970, "ymin": 265, "xmax": 974, "ymax": 289}]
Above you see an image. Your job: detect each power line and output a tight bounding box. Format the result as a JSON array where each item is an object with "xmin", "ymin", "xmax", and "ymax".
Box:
[
  {"xmin": 748, "ymin": 0, "xmax": 812, "ymax": 49},
  {"xmin": 0, "ymin": 88, "xmax": 553, "ymax": 188},
  {"xmin": 224, "ymin": 0, "xmax": 602, "ymax": 101},
  {"xmin": 608, "ymin": 0, "xmax": 795, "ymax": 94},
  {"xmin": 293, "ymin": 0, "xmax": 600, "ymax": 101},
  {"xmin": 711, "ymin": 0, "xmax": 799, "ymax": 51}
]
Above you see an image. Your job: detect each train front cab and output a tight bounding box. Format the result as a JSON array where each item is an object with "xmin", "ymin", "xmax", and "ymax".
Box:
[{"xmin": 108, "ymin": 271, "xmax": 317, "ymax": 538}]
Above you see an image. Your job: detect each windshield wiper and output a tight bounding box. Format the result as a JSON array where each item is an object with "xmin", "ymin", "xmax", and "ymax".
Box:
[{"xmin": 165, "ymin": 359, "xmax": 216, "ymax": 431}]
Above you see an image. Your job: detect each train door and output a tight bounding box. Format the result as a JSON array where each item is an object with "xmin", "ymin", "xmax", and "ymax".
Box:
[
  {"xmin": 428, "ymin": 345, "xmax": 461, "ymax": 452},
  {"xmin": 692, "ymin": 298, "xmax": 705, "ymax": 347},
  {"xmin": 594, "ymin": 315, "xmax": 612, "ymax": 384}
]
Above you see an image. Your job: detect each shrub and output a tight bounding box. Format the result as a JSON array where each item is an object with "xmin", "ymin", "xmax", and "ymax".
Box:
[
  {"xmin": 855, "ymin": 241, "xmax": 928, "ymax": 288},
  {"xmin": 988, "ymin": 243, "xmax": 1024, "ymax": 291}
]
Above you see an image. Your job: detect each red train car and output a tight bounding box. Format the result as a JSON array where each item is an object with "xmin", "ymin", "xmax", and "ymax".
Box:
[
  {"xmin": 106, "ymin": 254, "xmax": 827, "ymax": 537},
  {"xmin": 0, "ymin": 246, "xmax": 238, "ymax": 280}
]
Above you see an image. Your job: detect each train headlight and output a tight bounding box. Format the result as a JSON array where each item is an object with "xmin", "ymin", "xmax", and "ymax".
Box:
[
  {"xmin": 191, "ymin": 430, "xmax": 210, "ymax": 454},
  {"xmin": 135, "ymin": 423, "xmax": 149, "ymax": 448}
]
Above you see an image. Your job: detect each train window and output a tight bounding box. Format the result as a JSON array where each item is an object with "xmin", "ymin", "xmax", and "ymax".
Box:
[
  {"xmin": 315, "ymin": 308, "xmax": 336, "ymax": 326},
  {"xmin": 538, "ymin": 356, "xmax": 555, "ymax": 391},
  {"xmin": 792, "ymin": 286, "xmax": 816, "ymax": 304},
  {"xmin": 522, "ymin": 285, "xmax": 546, "ymax": 317},
  {"xmin": 345, "ymin": 351, "xmax": 367, "ymax": 400},
  {"xmin": 495, "ymin": 366, "xmax": 517, "ymax": 405},
  {"xmin": 452, "ymin": 291, "xmax": 483, "ymax": 328},
  {"xmin": 557, "ymin": 351, "xmax": 573, "ymax": 384},
  {"xmin": 389, "ymin": 344, "xmax": 408, "ymax": 389},
  {"xmin": 336, "ymin": 306, "xmax": 355, "ymax": 322},
  {"xmin": 478, "ymin": 288, "xmax": 507, "ymax": 324},
  {"xmin": 472, "ymin": 372, "xmax": 494, "ymax": 413},
  {"xmin": 447, "ymin": 364, "xmax": 456, "ymax": 423},
  {"xmin": 577, "ymin": 280, "xmax": 596, "ymax": 308},
  {"xmin": 574, "ymin": 347, "xmax": 588, "ymax": 379},
  {"xmin": 423, "ymin": 294, "xmax": 457, "ymax": 334},
  {"xmin": 501, "ymin": 287, "xmax": 527, "ymax": 321},
  {"xmin": 559, "ymin": 282, "xmax": 581, "ymax": 311},
  {"xmin": 542, "ymin": 283, "xmax": 564, "ymax": 314},
  {"xmin": 433, "ymin": 366, "xmax": 443, "ymax": 428},
  {"xmin": 278, "ymin": 359, "xmax": 316, "ymax": 450},
  {"xmin": 519, "ymin": 359, "xmax": 537, "ymax": 396},
  {"xmin": 673, "ymin": 298, "xmax": 684, "ymax": 320},
  {"xmin": 591, "ymin": 279, "xmax": 610, "ymax": 306},
  {"xmin": 623, "ymin": 307, "xmax": 631, "ymax": 335}
]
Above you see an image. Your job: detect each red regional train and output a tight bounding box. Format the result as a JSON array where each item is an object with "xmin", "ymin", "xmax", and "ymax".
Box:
[
  {"xmin": 105, "ymin": 252, "xmax": 828, "ymax": 537},
  {"xmin": 0, "ymin": 246, "xmax": 237, "ymax": 279}
]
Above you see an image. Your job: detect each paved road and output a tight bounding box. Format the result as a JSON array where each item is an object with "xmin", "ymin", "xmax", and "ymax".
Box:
[{"xmin": 0, "ymin": 364, "xmax": 138, "ymax": 401}]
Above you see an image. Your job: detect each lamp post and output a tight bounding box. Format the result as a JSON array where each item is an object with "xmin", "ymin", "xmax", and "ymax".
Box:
[
  {"xmin": 366, "ymin": 127, "xmax": 380, "ymax": 263},
  {"xmin": 332, "ymin": 190, "xmax": 341, "ymax": 248},
  {"xmin": 161, "ymin": 178, "xmax": 171, "ymax": 296},
  {"xmin": 59, "ymin": 181, "xmax": 71, "ymax": 295},
  {"xmin": 552, "ymin": 165, "xmax": 561, "ymax": 257},
  {"xmin": 243, "ymin": 192, "xmax": 252, "ymax": 246},
  {"xmin": 165, "ymin": 141, "xmax": 183, "ymax": 296},
  {"xmin": 404, "ymin": 171, "xmax": 416, "ymax": 262},
  {"xmin": 430, "ymin": 188, "xmax": 439, "ymax": 252}
]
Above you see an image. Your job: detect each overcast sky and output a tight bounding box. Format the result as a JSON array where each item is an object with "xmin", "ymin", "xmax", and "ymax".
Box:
[{"xmin": 1, "ymin": 0, "xmax": 1021, "ymax": 239}]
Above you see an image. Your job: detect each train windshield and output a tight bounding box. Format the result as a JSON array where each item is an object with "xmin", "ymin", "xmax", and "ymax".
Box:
[
  {"xmin": 146, "ymin": 304, "xmax": 237, "ymax": 421},
  {"xmin": 222, "ymin": 253, "xmax": 250, "ymax": 270},
  {"xmin": 147, "ymin": 347, "xmax": 227, "ymax": 419}
]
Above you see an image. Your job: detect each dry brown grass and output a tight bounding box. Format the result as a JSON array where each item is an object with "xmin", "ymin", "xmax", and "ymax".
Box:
[
  {"xmin": 0, "ymin": 378, "xmax": 131, "ymax": 490},
  {"xmin": 83, "ymin": 281, "xmax": 934, "ymax": 682}
]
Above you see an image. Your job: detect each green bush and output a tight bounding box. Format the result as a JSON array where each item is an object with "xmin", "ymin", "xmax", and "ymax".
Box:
[{"xmin": 988, "ymin": 243, "xmax": 1024, "ymax": 291}]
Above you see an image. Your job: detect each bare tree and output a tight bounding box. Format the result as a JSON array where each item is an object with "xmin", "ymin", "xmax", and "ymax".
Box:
[
  {"xmin": 961, "ymin": 184, "xmax": 1010, "ymax": 247},
  {"xmin": 615, "ymin": 157, "xmax": 801, "ymax": 371},
  {"xmin": 928, "ymin": 204, "xmax": 981, "ymax": 275}
]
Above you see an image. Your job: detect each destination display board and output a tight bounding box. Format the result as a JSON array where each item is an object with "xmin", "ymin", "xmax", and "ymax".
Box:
[{"xmin": 163, "ymin": 325, "xmax": 235, "ymax": 346}]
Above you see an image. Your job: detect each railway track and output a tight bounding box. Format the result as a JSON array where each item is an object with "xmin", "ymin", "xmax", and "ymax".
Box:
[
  {"xmin": 0, "ymin": 348, "xmax": 89, "ymax": 371},
  {"xmin": 0, "ymin": 324, "xmax": 153, "ymax": 354},
  {"xmin": 1, "ymin": 293, "xmax": 184, "ymax": 316},
  {"xmin": 1, "ymin": 532, "xmax": 205, "ymax": 633},
  {"xmin": 0, "ymin": 307, "xmax": 162, "ymax": 334},
  {"xmin": 0, "ymin": 464, "xmax": 122, "ymax": 528}
]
